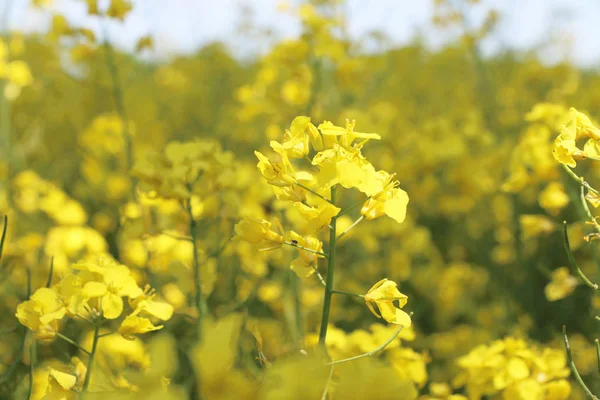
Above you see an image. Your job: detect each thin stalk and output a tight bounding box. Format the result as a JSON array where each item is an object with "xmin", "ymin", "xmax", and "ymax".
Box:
[
  {"xmin": 563, "ymin": 165, "xmax": 600, "ymax": 195},
  {"xmin": 312, "ymin": 265, "xmax": 326, "ymax": 287},
  {"xmin": 336, "ymin": 195, "xmax": 370, "ymax": 218},
  {"xmin": 27, "ymin": 336, "xmax": 35, "ymax": 400},
  {"xmin": 55, "ymin": 332, "xmax": 91, "ymax": 355},
  {"xmin": 318, "ymin": 186, "xmax": 337, "ymax": 345},
  {"xmin": 45, "ymin": 256, "xmax": 54, "ymax": 288},
  {"xmin": 563, "ymin": 326, "xmax": 599, "ymax": 399},
  {"xmin": 0, "ymin": 215, "xmax": 7, "ymax": 262},
  {"xmin": 327, "ymin": 324, "xmax": 404, "ymax": 365},
  {"xmin": 81, "ymin": 322, "xmax": 100, "ymax": 396},
  {"xmin": 563, "ymin": 221, "xmax": 598, "ymax": 289},
  {"xmin": 295, "ymin": 182, "xmax": 332, "ymax": 205},
  {"xmin": 581, "ymin": 186, "xmax": 600, "ymax": 233},
  {"xmin": 596, "ymin": 339, "xmax": 600, "ymax": 375},
  {"xmin": 337, "ymin": 216, "xmax": 363, "ymax": 240},
  {"xmin": 161, "ymin": 231, "xmax": 193, "ymax": 242},
  {"xmin": 186, "ymin": 198, "xmax": 204, "ymax": 340},
  {"xmin": 101, "ymin": 25, "xmax": 135, "ymax": 198},
  {"xmin": 290, "ymin": 270, "xmax": 304, "ymax": 349},
  {"xmin": 331, "ymin": 290, "xmax": 364, "ymax": 298},
  {"xmin": 284, "ymin": 241, "xmax": 327, "ymax": 257},
  {"xmin": 321, "ymin": 364, "xmax": 335, "ymax": 400}
]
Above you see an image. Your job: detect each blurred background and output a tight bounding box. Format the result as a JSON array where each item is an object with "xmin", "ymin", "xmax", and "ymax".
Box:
[{"xmin": 2, "ymin": 0, "xmax": 600, "ymax": 399}]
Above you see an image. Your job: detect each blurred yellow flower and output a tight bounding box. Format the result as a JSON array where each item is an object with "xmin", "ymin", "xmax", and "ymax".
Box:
[{"xmin": 544, "ymin": 267, "xmax": 579, "ymax": 302}]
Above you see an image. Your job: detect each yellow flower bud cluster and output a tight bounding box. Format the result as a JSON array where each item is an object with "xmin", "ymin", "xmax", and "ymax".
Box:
[{"xmin": 455, "ymin": 337, "xmax": 571, "ymax": 400}]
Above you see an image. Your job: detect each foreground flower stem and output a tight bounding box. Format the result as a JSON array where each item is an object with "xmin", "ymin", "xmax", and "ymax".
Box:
[
  {"xmin": 0, "ymin": 215, "xmax": 7, "ymax": 262},
  {"xmin": 27, "ymin": 336, "xmax": 35, "ymax": 400},
  {"xmin": 295, "ymin": 182, "xmax": 333, "ymax": 205},
  {"xmin": 563, "ymin": 221, "xmax": 598, "ymax": 290},
  {"xmin": 327, "ymin": 324, "xmax": 404, "ymax": 365},
  {"xmin": 319, "ymin": 186, "xmax": 338, "ymax": 345},
  {"xmin": 332, "ymin": 290, "xmax": 364, "ymax": 298},
  {"xmin": 187, "ymin": 198, "xmax": 204, "ymax": 340},
  {"xmin": 596, "ymin": 339, "xmax": 600, "ymax": 374},
  {"xmin": 337, "ymin": 216, "xmax": 364, "ymax": 240},
  {"xmin": 55, "ymin": 332, "xmax": 91, "ymax": 355},
  {"xmin": 563, "ymin": 164, "xmax": 600, "ymax": 195},
  {"xmin": 563, "ymin": 325, "xmax": 599, "ymax": 400},
  {"xmin": 81, "ymin": 321, "xmax": 101, "ymax": 396}
]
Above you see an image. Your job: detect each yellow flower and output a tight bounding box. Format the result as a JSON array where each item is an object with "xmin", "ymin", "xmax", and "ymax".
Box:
[
  {"xmin": 276, "ymin": 116, "xmax": 312, "ymax": 158},
  {"xmin": 106, "ymin": 0, "xmax": 133, "ymax": 20},
  {"xmin": 519, "ymin": 215, "xmax": 555, "ymax": 240},
  {"xmin": 118, "ymin": 315, "xmax": 163, "ymax": 340},
  {"xmin": 568, "ymin": 107, "xmax": 600, "ymax": 140},
  {"xmin": 364, "ymin": 278, "xmax": 411, "ymax": 326},
  {"xmin": 233, "ymin": 217, "xmax": 284, "ymax": 246},
  {"xmin": 285, "ymin": 231, "xmax": 324, "ymax": 277},
  {"xmin": 293, "ymin": 201, "xmax": 341, "ymax": 232},
  {"xmin": 77, "ymin": 260, "xmax": 143, "ymax": 319},
  {"xmin": 129, "ymin": 285, "xmax": 174, "ymax": 321},
  {"xmin": 361, "ymin": 171, "xmax": 409, "ymax": 224},
  {"xmin": 544, "ymin": 267, "xmax": 579, "ymax": 302},
  {"xmin": 538, "ymin": 182, "xmax": 569, "ymax": 215},
  {"xmin": 311, "ymin": 144, "xmax": 377, "ymax": 191},
  {"xmin": 255, "ymin": 150, "xmax": 296, "ymax": 187},
  {"xmin": 318, "ymin": 119, "xmax": 381, "ymax": 149},
  {"xmin": 16, "ymin": 288, "xmax": 66, "ymax": 338}
]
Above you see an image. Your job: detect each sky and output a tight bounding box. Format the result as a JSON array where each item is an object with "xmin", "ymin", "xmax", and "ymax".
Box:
[{"xmin": 4, "ymin": 0, "xmax": 600, "ymax": 66}]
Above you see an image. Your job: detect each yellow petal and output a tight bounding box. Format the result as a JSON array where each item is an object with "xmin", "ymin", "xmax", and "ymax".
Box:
[
  {"xmin": 102, "ymin": 292, "xmax": 124, "ymax": 319},
  {"xmin": 83, "ymin": 281, "xmax": 107, "ymax": 298},
  {"xmin": 49, "ymin": 368, "xmax": 77, "ymax": 390}
]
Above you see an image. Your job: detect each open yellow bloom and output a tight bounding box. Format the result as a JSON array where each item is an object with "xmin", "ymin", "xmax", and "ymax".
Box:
[
  {"xmin": 285, "ymin": 231, "xmax": 324, "ymax": 277},
  {"xmin": 294, "ymin": 201, "xmax": 341, "ymax": 233},
  {"xmin": 364, "ymin": 278, "xmax": 411, "ymax": 326},
  {"xmin": 318, "ymin": 119, "xmax": 381, "ymax": 149},
  {"xmin": 361, "ymin": 172, "xmax": 409, "ymax": 224},
  {"xmin": 234, "ymin": 217, "xmax": 284, "ymax": 246},
  {"xmin": 255, "ymin": 150, "xmax": 296, "ymax": 187},
  {"xmin": 77, "ymin": 260, "xmax": 143, "ymax": 319},
  {"xmin": 118, "ymin": 315, "xmax": 164, "ymax": 340},
  {"xmin": 16, "ymin": 288, "xmax": 66, "ymax": 338}
]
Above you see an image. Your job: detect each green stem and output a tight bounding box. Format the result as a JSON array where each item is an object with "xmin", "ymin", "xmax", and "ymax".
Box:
[
  {"xmin": 596, "ymin": 339, "xmax": 600, "ymax": 375},
  {"xmin": 336, "ymin": 195, "xmax": 370, "ymax": 218},
  {"xmin": 563, "ymin": 165, "xmax": 600, "ymax": 195},
  {"xmin": 327, "ymin": 324, "xmax": 404, "ymax": 365},
  {"xmin": 27, "ymin": 336, "xmax": 35, "ymax": 400},
  {"xmin": 318, "ymin": 186, "xmax": 337, "ymax": 345},
  {"xmin": 187, "ymin": 198, "xmax": 204, "ymax": 340},
  {"xmin": 45, "ymin": 257, "xmax": 54, "ymax": 288},
  {"xmin": 284, "ymin": 241, "xmax": 327, "ymax": 257},
  {"xmin": 161, "ymin": 231, "xmax": 193, "ymax": 242},
  {"xmin": 0, "ymin": 215, "xmax": 7, "ymax": 263},
  {"xmin": 332, "ymin": 290, "xmax": 364, "ymax": 298},
  {"xmin": 337, "ymin": 216, "xmax": 363, "ymax": 240},
  {"xmin": 312, "ymin": 265, "xmax": 326, "ymax": 287},
  {"xmin": 290, "ymin": 270, "xmax": 304, "ymax": 349},
  {"xmin": 81, "ymin": 322, "xmax": 100, "ymax": 396},
  {"xmin": 563, "ymin": 221, "xmax": 598, "ymax": 289},
  {"xmin": 55, "ymin": 332, "xmax": 91, "ymax": 355},
  {"xmin": 580, "ymin": 186, "xmax": 600, "ymax": 233},
  {"xmin": 563, "ymin": 326, "xmax": 599, "ymax": 400},
  {"xmin": 295, "ymin": 182, "xmax": 332, "ymax": 205}
]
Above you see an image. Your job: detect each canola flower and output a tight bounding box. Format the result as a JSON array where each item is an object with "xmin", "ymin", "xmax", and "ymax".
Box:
[{"xmin": 3, "ymin": 0, "xmax": 600, "ymax": 398}]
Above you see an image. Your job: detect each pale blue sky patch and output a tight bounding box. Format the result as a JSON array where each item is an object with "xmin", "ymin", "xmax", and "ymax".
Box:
[{"xmin": 4, "ymin": 0, "xmax": 600, "ymax": 66}]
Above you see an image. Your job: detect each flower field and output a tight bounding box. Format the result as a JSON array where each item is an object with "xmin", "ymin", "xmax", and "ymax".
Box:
[{"xmin": 2, "ymin": 0, "xmax": 600, "ymax": 399}]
